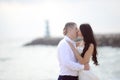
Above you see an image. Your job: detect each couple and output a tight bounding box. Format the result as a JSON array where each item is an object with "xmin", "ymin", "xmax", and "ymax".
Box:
[{"xmin": 57, "ymin": 22, "xmax": 99, "ymax": 80}]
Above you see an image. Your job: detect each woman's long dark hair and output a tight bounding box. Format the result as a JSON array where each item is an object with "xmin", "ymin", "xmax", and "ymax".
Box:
[{"xmin": 80, "ymin": 24, "xmax": 98, "ymax": 65}]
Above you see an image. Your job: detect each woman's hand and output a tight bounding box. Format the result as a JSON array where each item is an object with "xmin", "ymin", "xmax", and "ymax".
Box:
[
  {"xmin": 67, "ymin": 41, "xmax": 75, "ymax": 51},
  {"xmin": 76, "ymin": 41, "xmax": 80, "ymax": 47},
  {"xmin": 84, "ymin": 63, "xmax": 90, "ymax": 70}
]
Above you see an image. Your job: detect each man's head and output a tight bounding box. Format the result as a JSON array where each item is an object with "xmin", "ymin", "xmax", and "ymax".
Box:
[{"xmin": 63, "ymin": 22, "xmax": 78, "ymax": 40}]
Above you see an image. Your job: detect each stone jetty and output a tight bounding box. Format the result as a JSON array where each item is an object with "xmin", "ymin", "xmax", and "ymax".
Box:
[{"xmin": 24, "ymin": 34, "xmax": 120, "ymax": 47}]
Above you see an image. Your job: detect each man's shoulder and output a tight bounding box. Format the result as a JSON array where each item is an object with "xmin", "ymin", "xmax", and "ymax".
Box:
[{"xmin": 57, "ymin": 38, "xmax": 67, "ymax": 47}]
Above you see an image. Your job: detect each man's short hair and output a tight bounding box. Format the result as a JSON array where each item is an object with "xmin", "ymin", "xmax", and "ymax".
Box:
[
  {"xmin": 63, "ymin": 22, "xmax": 76, "ymax": 35},
  {"xmin": 65, "ymin": 22, "xmax": 76, "ymax": 28}
]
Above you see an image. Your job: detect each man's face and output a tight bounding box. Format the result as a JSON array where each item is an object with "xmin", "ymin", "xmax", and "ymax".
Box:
[{"xmin": 70, "ymin": 25, "xmax": 78, "ymax": 39}]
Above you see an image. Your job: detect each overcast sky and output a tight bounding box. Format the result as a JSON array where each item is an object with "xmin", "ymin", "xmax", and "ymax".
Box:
[{"xmin": 0, "ymin": 0, "xmax": 120, "ymax": 39}]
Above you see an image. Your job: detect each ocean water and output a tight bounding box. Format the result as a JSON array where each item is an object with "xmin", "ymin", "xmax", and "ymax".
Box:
[{"xmin": 0, "ymin": 39, "xmax": 120, "ymax": 80}]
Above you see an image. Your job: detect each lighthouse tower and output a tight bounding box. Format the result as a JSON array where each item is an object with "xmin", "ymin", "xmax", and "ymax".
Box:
[{"xmin": 45, "ymin": 20, "xmax": 50, "ymax": 38}]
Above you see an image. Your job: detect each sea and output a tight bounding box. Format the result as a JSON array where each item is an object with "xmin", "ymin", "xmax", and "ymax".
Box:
[{"xmin": 0, "ymin": 38, "xmax": 120, "ymax": 80}]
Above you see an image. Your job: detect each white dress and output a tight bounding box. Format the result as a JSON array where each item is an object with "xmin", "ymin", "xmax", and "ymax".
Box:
[{"xmin": 77, "ymin": 45, "xmax": 99, "ymax": 80}]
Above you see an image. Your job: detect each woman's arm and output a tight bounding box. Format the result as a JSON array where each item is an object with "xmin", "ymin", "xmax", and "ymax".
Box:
[
  {"xmin": 68, "ymin": 41, "xmax": 94, "ymax": 64},
  {"xmin": 82, "ymin": 44, "xmax": 94, "ymax": 64}
]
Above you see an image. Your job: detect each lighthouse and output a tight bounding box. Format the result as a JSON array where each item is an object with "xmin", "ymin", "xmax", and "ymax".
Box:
[{"xmin": 45, "ymin": 20, "xmax": 50, "ymax": 38}]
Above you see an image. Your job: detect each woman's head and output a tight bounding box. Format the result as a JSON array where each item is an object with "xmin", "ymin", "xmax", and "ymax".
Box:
[
  {"xmin": 79, "ymin": 24, "xmax": 94, "ymax": 43},
  {"xmin": 79, "ymin": 23, "xmax": 98, "ymax": 65}
]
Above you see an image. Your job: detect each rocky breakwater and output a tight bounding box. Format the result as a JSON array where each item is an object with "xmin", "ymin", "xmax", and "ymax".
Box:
[
  {"xmin": 95, "ymin": 34, "xmax": 120, "ymax": 47},
  {"xmin": 24, "ymin": 34, "xmax": 120, "ymax": 47},
  {"xmin": 24, "ymin": 37, "xmax": 62, "ymax": 46}
]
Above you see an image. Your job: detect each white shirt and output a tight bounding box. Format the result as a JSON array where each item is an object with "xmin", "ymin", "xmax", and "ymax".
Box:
[{"xmin": 57, "ymin": 36, "xmax": 84, "ymax": 76}]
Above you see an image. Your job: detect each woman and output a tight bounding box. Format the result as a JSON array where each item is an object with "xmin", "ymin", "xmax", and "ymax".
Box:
[{"xmin": 67, "ymin": 23, "xmax": 99, "ymax": 80}]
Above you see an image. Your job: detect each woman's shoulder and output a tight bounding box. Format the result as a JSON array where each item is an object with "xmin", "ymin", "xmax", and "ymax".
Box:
[
  {"xmin": 90, "ymin": 43, "xmax": 94, "ymax": 46},
  {"xmin": 89, "ymin": 43, "xmax": 94, "ymax": 49}
]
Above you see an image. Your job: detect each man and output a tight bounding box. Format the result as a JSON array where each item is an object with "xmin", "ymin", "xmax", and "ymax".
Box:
[{"xmin": 57, "ymin": 22, "xmax": 89, "ymax": 80}]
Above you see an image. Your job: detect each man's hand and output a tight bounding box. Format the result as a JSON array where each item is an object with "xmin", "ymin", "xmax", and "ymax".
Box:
[{"xmin": 84, "ymin": 63, "xmax": 90, "ymax": 70}]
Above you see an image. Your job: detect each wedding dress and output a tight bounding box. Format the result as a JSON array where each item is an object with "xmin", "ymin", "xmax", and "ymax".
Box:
[{"xmin": 77, "ymin": 43, "xmax": 99, "ymax": 80}]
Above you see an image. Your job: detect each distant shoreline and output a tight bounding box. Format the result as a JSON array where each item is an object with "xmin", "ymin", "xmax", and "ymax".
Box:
[{"xmin": 24, "ymin": 34, "xmax": 120, "ymax": 47}]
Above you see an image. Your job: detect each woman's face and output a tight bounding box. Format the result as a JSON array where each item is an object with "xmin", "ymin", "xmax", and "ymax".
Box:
[{"xmin": 78, "ymin": 29, "xmax": 83, "ymax": 37}]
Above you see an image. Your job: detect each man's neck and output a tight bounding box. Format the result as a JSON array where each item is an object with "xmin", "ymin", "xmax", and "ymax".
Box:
[{"xmin": 66, "ymin": 34, "xmax": 74, "ymax": 41}]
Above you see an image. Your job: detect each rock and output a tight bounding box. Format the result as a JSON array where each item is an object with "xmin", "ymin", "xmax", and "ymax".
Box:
[
  {"xmin": 23, "ymin": 34, "xmax": 120, "ymax": 47},
  {"xmin": 24, "ymin": 37, "xmax": 62, "ymax": 46},
  {"xmin": 95, "ymin": 34, "xmax": 120, "ymax": 47}
]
